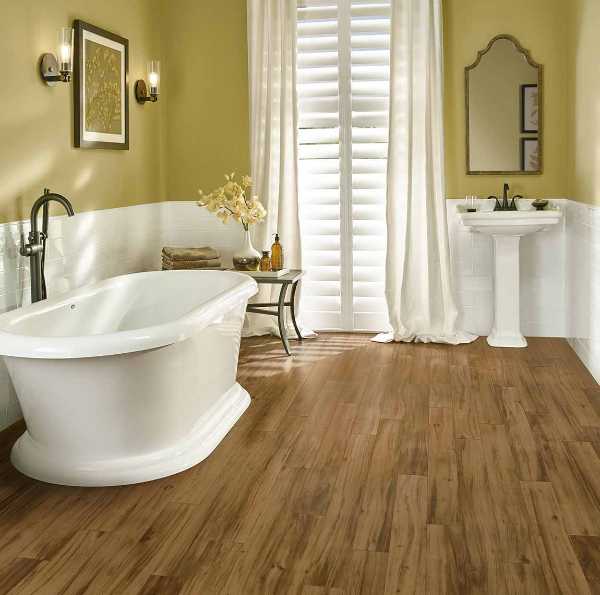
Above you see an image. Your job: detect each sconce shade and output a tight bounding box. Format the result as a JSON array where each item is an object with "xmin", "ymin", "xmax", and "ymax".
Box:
[
  {"xmin": 135, "ymin": 60, "xmax": 161, "ymax": 103},
  {"xmin": 147, "ymin": 60, "xmax": 160, "ymax": 96},
  {"xmin": 58, "ymin": 27, "xmax": 74, "ymax": 75},
  {"xmin": 39, "ymin": 26, "xmax": 73, "ymax": 85}
]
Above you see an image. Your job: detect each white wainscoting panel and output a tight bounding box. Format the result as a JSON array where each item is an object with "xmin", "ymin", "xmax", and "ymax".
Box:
[
  {"xmin": 566, "ymin": 199, "xmax": 600, "ymax": 383},
  {"xmin": 160, "ymin": 201, "xmax": 245, "ymax": 268}
]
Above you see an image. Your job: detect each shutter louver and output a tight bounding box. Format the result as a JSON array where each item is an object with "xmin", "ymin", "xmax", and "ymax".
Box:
[{"xmin": 297, "ymin": 0, "xmax": 390, "ymax": 331}]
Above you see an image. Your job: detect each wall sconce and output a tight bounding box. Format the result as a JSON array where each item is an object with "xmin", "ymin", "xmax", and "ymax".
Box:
[
  {"xmin": 40, "ymin": 27, "xmax": 74, "ymax": 85},
  {"xmin": 135, "ymin": 61, "xmax": 160, "ymax": 103}
]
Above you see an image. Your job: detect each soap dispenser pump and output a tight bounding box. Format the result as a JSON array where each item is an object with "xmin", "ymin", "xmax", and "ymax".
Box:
[{"xmin": 271, "ymin": 234, "xmax": 283, "ymax": 271}]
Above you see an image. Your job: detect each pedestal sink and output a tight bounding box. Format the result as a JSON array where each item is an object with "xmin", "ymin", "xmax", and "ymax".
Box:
[{"xmin": 459, "ymin": 208, "xmax": 563, "ymax": 348}]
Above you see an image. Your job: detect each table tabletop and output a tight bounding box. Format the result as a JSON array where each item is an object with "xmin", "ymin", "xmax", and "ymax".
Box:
[{"xmin": 234, "ymin": 269, "xmax": 305, "ymax": 284}]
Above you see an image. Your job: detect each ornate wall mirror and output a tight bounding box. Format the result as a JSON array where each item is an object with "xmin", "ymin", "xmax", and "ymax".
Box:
[{"xmin": 465, "ymin": 34, "xmax": 543, "ymax": 175}]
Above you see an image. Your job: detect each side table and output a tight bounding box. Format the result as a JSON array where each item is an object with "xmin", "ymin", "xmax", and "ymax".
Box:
[{"xmin": 243, "ymin": 270, "xmax": 305, "ymax": 356}]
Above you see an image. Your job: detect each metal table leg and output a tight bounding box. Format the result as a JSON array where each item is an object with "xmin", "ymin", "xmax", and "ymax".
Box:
[
  {"xmin": 278, "ymin": 283, "xmax": 291, "ymax": 356},
  {"xmin": 290, "ymin": 281, "xmax": 303, "ymax": 341}
]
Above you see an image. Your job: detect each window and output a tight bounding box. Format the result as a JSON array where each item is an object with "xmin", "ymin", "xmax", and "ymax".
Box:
[{"xmin": 297, "ymin": 0, "xmax": 391, "ymax": 331}]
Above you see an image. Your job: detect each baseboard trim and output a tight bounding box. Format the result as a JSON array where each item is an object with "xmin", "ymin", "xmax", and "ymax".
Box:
[{"xmin": 568, "ymin": 338, "xmax": 600, "ymax": 385}]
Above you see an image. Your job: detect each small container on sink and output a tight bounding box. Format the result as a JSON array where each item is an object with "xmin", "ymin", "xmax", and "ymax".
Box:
[
  {"xmin": 532, "ymin": 198, "xmax": 549, "ymax": 211},
  {"xmin": 464, "ymin": 195, "xmax": 477, "ymax": 212}
]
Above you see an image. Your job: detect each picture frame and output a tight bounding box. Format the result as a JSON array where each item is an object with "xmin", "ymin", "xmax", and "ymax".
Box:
[
  {"xmin": 520, "ymin": 84, "xmax": 538, "ymax": 134},
  {"xmin": 521, "ymin": 137, "xmax": 539, "ymax": 172},
  {"xmin": 73, "ymin": 20, "xmax": 129, "ymax": 150}
]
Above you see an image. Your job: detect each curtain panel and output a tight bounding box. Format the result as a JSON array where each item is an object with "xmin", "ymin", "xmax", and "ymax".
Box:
[
  {"xmin": 374, "ymin": 0, "xmax": 476, "ymax": 344},
  {"xmin": 246, "ymin": 0, "xmax": 315, "ymax": 338}
]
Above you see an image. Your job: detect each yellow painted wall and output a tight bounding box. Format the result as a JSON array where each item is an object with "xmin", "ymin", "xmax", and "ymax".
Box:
[
  {"xmin": 0, "ymin": 0, "xmax": 579, "ymax": 219},
  {"xmin": 444, "ymin": 0, "xmax": 569, "ymax": 199},
  {"xmin": 0, "ymin": 0, "xmax": 165, "ymax": 223},
  {"xmin": 162, "ymin": 0, "xmax": 570, "ymax": 201},
  {"xmin": 567, "ymin": 0, "xmax": 600, "ymax": 205},
  {"xmin": 160, "ymin": 0, "xmax": 250, "ymax": 201}
]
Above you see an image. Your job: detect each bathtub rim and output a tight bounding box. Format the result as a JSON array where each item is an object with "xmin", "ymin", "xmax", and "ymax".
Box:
[{"xmin": 0, "ymin": 270, "xmax": 257, "ymax": 359}]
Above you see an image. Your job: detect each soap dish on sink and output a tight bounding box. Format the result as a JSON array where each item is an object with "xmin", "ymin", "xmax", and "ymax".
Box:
[{"xmin": 532, "ymin": 198, "xmax": 549, "ymax": 211}]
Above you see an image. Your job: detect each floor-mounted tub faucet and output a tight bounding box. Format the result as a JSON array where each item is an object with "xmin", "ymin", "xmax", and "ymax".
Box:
[{"xmin": 20, "ymin": 189, "xmax": 75, "ymax": 303}]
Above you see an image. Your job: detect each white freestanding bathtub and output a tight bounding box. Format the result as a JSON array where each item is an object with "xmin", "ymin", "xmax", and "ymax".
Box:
[{"xmin": 0, "ymin": 270, "xmax": 257, "ymax": 486}]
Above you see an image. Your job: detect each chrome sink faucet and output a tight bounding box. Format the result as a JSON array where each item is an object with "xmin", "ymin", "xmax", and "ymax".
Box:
[
  {"xmin": 20, "ymin": 189, "xmax": 75, "ymax": 303},
  {"xmin": 488, "ymin": 183, "xmax": 522, "ymax": 211}
]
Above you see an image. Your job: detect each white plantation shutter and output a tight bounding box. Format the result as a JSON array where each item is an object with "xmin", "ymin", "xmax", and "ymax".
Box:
[
  {"xmin": 297, "ymin": 1, "xmax": 342, "ymax": 330},
  {"xmin": 297, "ymin": 0, "xmax": 390, "ymax": 331},
  {"xmin": 350, "ymin": 0, "xmax": 390, "ymax": 331}
]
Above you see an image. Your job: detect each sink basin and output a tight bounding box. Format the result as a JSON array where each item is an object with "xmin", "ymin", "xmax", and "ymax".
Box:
[
  {"xmin": 458, "ymin": 209, "xmax": 563, "ymax": 236},
  {"xmin": 458, "ymin": 207, "xmax": 563, "ymax": 348}
]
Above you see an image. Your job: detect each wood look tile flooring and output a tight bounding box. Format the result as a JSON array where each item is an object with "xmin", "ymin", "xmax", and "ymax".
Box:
[{"xmin": 0, "ymin": 335, "xmax": 600, "ymax": 593}]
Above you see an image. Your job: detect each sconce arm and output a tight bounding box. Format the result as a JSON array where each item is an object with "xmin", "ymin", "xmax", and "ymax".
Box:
[{"xmin": 135, "ymin": 80, "xmax": 159, "ymax": 104}]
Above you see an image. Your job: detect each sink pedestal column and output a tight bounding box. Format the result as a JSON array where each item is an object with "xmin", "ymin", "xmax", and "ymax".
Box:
[{"xmin": 488, "ymin": 235, "xmax": 527, "ymax": 348}]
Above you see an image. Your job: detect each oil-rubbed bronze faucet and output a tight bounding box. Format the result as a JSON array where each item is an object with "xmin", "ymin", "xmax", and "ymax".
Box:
[
  {"xmin": 488, "ymin": 183, "xmax": 522, "ymax": 211},
  {"xmin": 20, "ymin": 189, "xmax": 75, "ymax": 303}
]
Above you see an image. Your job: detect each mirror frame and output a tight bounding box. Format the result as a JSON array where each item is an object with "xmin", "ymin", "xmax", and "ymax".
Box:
[{"xmin": 465, "ymin": 34, "xmax": 544, "ymax": 176}]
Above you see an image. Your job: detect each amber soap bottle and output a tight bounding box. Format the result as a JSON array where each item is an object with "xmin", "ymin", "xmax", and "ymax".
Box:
[{"xmin": 271, "ymin": 234, "xmax": 283, "ymax": 271}]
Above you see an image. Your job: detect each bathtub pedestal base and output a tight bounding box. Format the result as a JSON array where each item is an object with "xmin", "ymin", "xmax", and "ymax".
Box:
[{"xmin": 11, "ymin": 383, "xmax": 251, "ymax": 487}]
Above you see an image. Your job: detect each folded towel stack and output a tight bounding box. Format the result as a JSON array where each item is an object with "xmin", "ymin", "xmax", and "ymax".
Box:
[{"xmin": 161, "ymin": 246, "xmax": 222, "ymax": 270}]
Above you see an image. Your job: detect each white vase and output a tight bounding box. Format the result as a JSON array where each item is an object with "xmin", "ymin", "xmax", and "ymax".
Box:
[{"xmin": 233, "ymin": 229, "xmax": 261, "ymax": 271}]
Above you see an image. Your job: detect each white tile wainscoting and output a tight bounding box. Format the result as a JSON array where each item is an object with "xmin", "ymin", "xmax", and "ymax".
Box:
[
  {"xmin": 160, "ymin": 201, "xmax": 245, "ymax": 261},
  {"xmin": 0, "ymin": 197, "xmax": 596, "ymax": 432},
  {"xmin": 565, "ymin": 199, "xmax": 600, "ymax": 383}
]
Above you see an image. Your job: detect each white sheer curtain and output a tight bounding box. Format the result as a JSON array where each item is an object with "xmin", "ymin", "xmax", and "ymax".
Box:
[
  {"xmin": 374, "ymin": 0, "xmax": 476, "ymax": 344},
  {"xmin": 246, "ymin": 0, "xmax": 315, "ymax": 338}
]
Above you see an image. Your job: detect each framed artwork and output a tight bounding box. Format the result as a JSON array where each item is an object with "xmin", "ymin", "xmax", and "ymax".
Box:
[
  {"xmin": 521, "ymin": 137, "xmax": 539, "ymax": 172},
  {"xmin": 73, "ymin": 20, "xmax": 129, "ymax": 149},
  {"xmin": 520, "ymin": 84, "xmax": 538, "ymax": 134}
]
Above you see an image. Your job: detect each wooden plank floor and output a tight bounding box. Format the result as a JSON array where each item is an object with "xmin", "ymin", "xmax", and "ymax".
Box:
[{"xmin": 0, "ymin": 335, "xmax": 599, "ymax": 593}]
